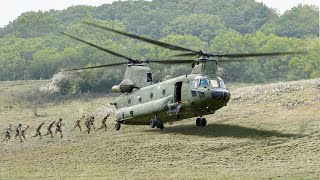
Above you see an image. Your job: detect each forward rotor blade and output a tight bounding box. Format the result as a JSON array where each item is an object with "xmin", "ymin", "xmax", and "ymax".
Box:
[
  {"xmin": 60, "ymin": 32, "xmax": 133, "ymax": 61},
  {"xmin": 63, "ymin": 62, "xmax": 128, "ymax": 71},
  {"xmin": 174, "ymin": 51, "xmax": 302, "ymax": 58},
  {"xmin": 217, "ymin": 59, "xmax": 255, "ymax": 63},
  {"xmin": 172, "ymin": 52, "xmax": 199, "ymax": 57},
  {"xmin": 83, "ymin": 21, "xmax": 198, "ymax": 53},
  {"xmin": 146, "ymin": 59, "xmax": 195, "ymax": 64},
  {"xmin": 211, "ymin": 51, "xmax": 300, "ymax": 58}
]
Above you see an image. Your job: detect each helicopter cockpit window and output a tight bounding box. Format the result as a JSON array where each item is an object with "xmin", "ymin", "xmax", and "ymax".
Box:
[
  {"xmin": 210, "ymin": 80, "xmax": 219, "ymax": 88},
  {"xmin": 147, "ymin": 73, "xmax": 153, "ymax": 82},
  {"xmin": 192, "ymin": 80, "xmax": 198, "ymax": 88},
  {"xmin": 199, "ymin": 78, "xmax": 209, "ymax": 88},
  {"xmin": 218, "ymin": 77, "xmax": 226, "ymax": 89}
]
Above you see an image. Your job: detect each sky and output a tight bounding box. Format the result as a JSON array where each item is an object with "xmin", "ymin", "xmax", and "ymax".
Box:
[{"xmin": 0, "ymin": 0, "xmax": 319, "ymax": 27}]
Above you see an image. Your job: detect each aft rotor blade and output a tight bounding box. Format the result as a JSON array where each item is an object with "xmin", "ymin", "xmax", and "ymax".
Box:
[
  {"xmin": 83, "ymin": 21, "xmax": 198, "ymax": 53},
  {"xmin": 211, "ymin": 51, "xmax": 300, "ymax": 58},
  {"xmin": 60, "ymin": 32, "xmax": 133, "ymax": 62},
  {"xmin": 63, "ymin": 62, "xmax": 128, "ymax": 71},
  {"xmin": 174, "ymin": 51, "xmax": 302, "ymax": 58}
]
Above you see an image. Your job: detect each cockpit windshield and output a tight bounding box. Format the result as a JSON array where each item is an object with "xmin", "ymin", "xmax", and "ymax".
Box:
[
  {"xmin": 199, "ymin": 78, "xmax": 209, "ymax": 87},
  {"xmin": 192, "ymin": 76, "xmax": 227, "ymax": 89},
  {"xmin": 210, "ymin": 80, "xmax": 219, "ymax": 87},
  {"xmin": 218, "ymin": 77, "xmax": 226, "ymax": 89}
]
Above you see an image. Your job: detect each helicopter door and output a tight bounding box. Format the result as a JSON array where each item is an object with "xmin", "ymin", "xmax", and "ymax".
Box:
[{"xmin": 174, "ymin": 81, "xmax": 182, "ymax": 103}]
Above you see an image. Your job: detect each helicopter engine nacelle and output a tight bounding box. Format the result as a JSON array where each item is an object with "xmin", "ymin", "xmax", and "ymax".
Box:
[{"xmin": 112, "ymin": 79, "xmax": 136, "ymax": 93}]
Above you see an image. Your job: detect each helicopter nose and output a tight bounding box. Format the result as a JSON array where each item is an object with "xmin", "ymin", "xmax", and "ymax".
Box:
[{"xmin": 211, "ymin": 89, "xmax": 230, "ymax": 102}]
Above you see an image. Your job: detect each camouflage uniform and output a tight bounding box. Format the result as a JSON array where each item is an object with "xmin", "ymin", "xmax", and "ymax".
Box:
[
  {"xmin": 33, "ymin": 122, "xmax": 45, "ymax": 139},
  {"xmin": 97, "ymin": 114, "xmax": 110, "ymax": 131},
  {"xmin": 19, "ymin": 125, "xmax": 29, "ymax": 143},
  {"xmin": 3, "ymin": 124, "xmax": 12, "ymax": 142},
  {"xmin": 15, "ymin": 124, "xmax": 22, "ymax": 139},
  {"xmin": 55, "ymin": 118, "xmax": 63, "ymax": 138},
  {"xmin": 71, "ymin": 115, "xmax": 85, "ymax": 132},
  {"xmin": 84, "ymin": 115, "xmax": 95, "ymax": 134},
  {"xmin": 44, "ymin": 120, "xmax": 56, "ymax": 138}
]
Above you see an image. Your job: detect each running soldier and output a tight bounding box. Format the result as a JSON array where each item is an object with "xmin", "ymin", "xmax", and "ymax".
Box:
[
  {"xmin": 97, "ymin": 114, "xmax": 111, "ymax": 131},
  {"xmin": 19, "ymin": 125, "xmax": 29, "ymax": 143},
  {"xmin": 3, "ymin": 124, "xmax": 12, "ymax": 142},
  {"xmin": 71, "ymin": 115, "xmax": 85, "ymax": 132},
  {"xmin": 15, "ymin": 124, "xmax": 22, "ymax": 139},
  {"xmin": 44, "ymin": 120, "xmax": 56, "ymax": 138},
  {"xmin": 84, "ymin": 115, "xmax": 95, "ymax": 134},
  {"xmin": 32, "ymin": 122, "xmax": 45, "ymax": 139},
  {"xmin": 55, "ymin": 118, "xmax": 63, "ymax": 138}
]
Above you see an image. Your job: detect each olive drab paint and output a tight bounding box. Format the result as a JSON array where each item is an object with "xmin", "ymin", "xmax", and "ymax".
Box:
[
  {"xmin": 124, "ymin": 65, "xmax": 153, "ymax": 88},
  {"xmin": 113, "ymin": 60, "xmax": 230, "ymax": 126},
  {"xmin": 62, "ymin": 22, "xmax": 297, "ymax": 130}
]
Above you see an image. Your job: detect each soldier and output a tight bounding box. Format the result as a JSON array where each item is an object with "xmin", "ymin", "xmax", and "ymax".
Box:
[
  {"xmin": 3, "ymin": 123, "xmax": 12, "ymax": 142},
  {"xmin": 15, "ymin": 124, "xmax": 22, "ymax": 139},
  {"xmin": 84, "ymin": 115, "xmax": 95, "ymax": 134},
  {"xmin": 97, "ymin": 114, "xmax": 111, "ymax": 131},
  {"xmin": 19, "ymin": 125, "xmax": 29, "ymax": 143},
  {"xmin": 44, "ymin": 120, "xmax": 56, "ymax": 138},
  {"xmin": 71, "ymin": 115, "xmax": 85, "ymax": 132},
  {"xmin": 32, "ymin": 122, "xmax": 45, "ymax": 139},
  {"xmin": 55, "ymin": 118, "xmax": 63, "ymax": 138}
]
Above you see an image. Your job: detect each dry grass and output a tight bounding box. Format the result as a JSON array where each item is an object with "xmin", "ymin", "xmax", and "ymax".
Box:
[{"xmin": 0, "ymin": 79, "xmax": 320, "ymax": 179}]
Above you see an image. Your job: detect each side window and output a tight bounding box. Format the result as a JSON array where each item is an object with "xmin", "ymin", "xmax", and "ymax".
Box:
[
  {"xmin": 147, "ymin": 73, "xmax": 153, "ymax": 82},
  {"xmin": 218, "ymin": 77, "xmax": 226, "ymax": 89},
  {"xmin": 162, "ymin": 89, "xmax": 166, "ymax": 96},
  {"xmin": 192, "ymin": 80, "xmax": 198, "ymax": 88},
  {"xmin": 137, "ymin": 96, "xmax": 142, "ymax": 103}
]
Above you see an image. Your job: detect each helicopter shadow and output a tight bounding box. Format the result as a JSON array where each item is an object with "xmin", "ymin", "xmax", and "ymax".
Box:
[{"xmin": 145, "ymin": 123, "xmax": 302, "ymax": 139}]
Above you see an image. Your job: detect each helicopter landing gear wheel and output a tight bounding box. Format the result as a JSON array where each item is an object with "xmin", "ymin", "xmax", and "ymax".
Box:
[
  {"xmin": 201, "ymin": 118, "xmax": 207, "ymax": 127},
  {"xmin": 115, "ymin": 121, "xmax": 121, "ymax": 131},
  {"xmin": 196, "ymin": 117, "xmax": 207, "ymax": 127},
  {"xmin": 150, "ymin": 119, "xmax": 157, "ymax": 128},
  {"xmin": 196, "ymin": 117, "xmax": 202, "ymax": 127},
  {"xmin": 157, "ymin": 119, "xmax": 164, "ymax": 130}
]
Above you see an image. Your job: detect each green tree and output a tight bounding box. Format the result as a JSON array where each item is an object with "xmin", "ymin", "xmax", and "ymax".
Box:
[
  {"xmin": 260, "ymin": 5, "xmax": 319, "ymax": 38},
  {"xmin": 161, "ymin": 14, "xmax": 227, "ymax": 44},
  {"xmin": 12, "ymin": 11, "xmax": 63, "ymax": 38}
]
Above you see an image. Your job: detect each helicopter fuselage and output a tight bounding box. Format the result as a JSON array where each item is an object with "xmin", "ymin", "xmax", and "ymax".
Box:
[
  {"xmin": 114, "ymin": 73, "xmax": 230, "ymax": 125},
  {"xmin": 62, "ymin": 22, "xmax": 297, "ymax": 130}
]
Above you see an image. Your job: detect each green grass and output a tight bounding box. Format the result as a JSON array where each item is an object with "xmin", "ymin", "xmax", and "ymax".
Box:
[{"xmin": 0, "ymin": 79, "xmax": 320, "ymax": 179}]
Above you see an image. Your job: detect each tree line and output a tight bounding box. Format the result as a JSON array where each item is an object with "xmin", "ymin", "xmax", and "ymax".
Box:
[{"xmin": 0, "ymin": 0, "xmax": 318, "ymax": 93}]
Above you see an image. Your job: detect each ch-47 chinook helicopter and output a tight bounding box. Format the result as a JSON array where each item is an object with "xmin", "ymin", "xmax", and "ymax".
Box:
[{"xmin": 61, "ymin": 22, "xmax": 298, "ymax": 131}]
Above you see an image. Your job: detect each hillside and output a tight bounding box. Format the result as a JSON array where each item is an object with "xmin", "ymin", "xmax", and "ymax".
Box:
[
  {"xmin": 0, "ymin": 78, "xmax": 319, "ymax": 179},
  {"xmin": 0, "ymin": 0, "xmax": 318, "ymax": 86}
]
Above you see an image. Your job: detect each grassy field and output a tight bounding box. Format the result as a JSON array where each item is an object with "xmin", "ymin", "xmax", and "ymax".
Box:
[{"xmin": 0, "ymin": 79, "xmax": 320, "ymax": 179}]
